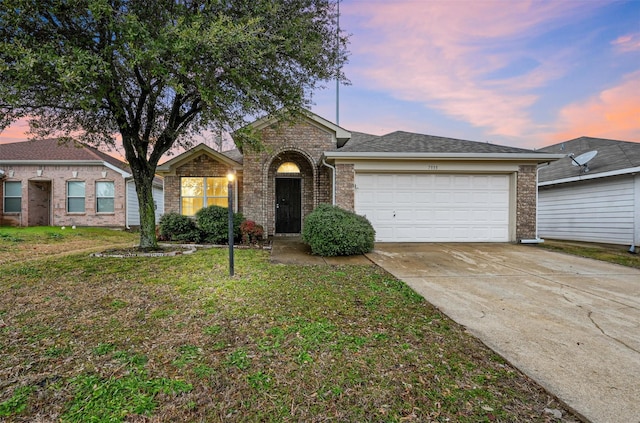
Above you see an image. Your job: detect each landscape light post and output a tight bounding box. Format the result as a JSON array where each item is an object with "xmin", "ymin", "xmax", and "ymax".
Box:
[{"xmin": 227, "ymin": 171, "xmax": 235, "ymax": 276}]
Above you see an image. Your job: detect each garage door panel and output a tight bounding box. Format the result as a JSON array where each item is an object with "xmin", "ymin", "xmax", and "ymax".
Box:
[{"xmin": 355, "ymin": 173, "xmax": 510, "ymax": 242}]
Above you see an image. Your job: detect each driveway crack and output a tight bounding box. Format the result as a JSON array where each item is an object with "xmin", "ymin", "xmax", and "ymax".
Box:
[{"xmin": 587, "ymin": 311, "xmax": 640, "ymax": 354}]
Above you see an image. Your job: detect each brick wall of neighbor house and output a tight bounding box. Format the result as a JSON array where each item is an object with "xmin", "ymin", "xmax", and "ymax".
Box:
[
  {"xmin": 1, "ymin": 164, "xmax": 126, "ymax": 227},
  {"xmin": 242, "ymin": 121, "xmax": 337, "ymax": 235},
  {"xmin": 162, "ymin": 153, "xmax": 243, "ymax": 215},
  {"xmin": 335, "ymin": 163, "xmax": 355, "ymax": 211},
  {"xmin": 516, "ymin": 165, "xmax": 537, "ymax": 240}
]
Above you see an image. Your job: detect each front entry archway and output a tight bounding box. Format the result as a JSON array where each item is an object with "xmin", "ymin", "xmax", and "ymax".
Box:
[{"xmin": 275, "ymin": 178, "xmax": 301, "ymax": 233}]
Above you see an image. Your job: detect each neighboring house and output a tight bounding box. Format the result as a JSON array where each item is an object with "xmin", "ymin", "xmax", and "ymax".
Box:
[
  {"xmin": 0, "ymin": 138, "xmax": 163, "ymax": 228},
  {"xmin": 158, "ymin": 110, "xmax": 562, "ymax": 243},
  {"xmin": 538, "ymin": 137, "xmax": 640, "ymax": 247}
]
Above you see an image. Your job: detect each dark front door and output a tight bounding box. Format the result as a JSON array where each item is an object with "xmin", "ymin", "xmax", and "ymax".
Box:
[
  {"xmin": 275, "ymin": 178, "xmax": 301, "ymax": 233},
  {"xmin": 28, "ymin": 181, "xmax": 51, "ymax": 226}
]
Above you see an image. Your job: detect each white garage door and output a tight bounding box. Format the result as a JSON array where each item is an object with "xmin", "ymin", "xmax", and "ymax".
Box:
[{"xmin": 355, "ymin": 173, "xmax": 510, "ymax": 242}]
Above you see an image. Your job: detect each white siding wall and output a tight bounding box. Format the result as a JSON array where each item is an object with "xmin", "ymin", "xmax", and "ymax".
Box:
[
  {"xmin": 153, "ymin": 185, "xmax": 164, "ymax": 223},
  {"xmin": 539, "ymin": 176, "xmax": 637, "ymax": 245},
  {"xmin": 126, "ymin": 180, "xmax": 164, "ymax": 226}
]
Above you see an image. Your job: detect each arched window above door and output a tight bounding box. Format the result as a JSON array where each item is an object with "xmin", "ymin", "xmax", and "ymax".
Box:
[{"xmin": 277, "ymin": 162, "xmax": 300, "ymax": 174}]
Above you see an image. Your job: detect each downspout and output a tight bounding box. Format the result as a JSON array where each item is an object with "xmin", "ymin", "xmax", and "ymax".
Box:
[
  {"xmin": 322, "ymin": 158, "xmax": 336, "ymax": 206},
  {"xmin": 520, "ymin": 162, "xmax": 551, "ymax": 244}
]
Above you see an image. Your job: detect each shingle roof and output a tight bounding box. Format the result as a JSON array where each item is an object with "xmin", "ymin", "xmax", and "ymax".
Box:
[
  {"xmin": 0, "ymin": 138, "xmax": 131, "ymax": 173},
  {"xmin": 220, "ymin": 148, "xmax": 243, "ymax": 165},
  {"xmin": 338, "ymin": 131, "xmax": 537, "ymax": 154},
  {"xmin": 538, "ymin": 137, "xmax": 640, "ymax": 183}
]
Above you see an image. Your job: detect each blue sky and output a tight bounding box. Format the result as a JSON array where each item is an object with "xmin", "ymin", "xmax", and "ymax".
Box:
[
  {"xmin": 2, "ymin": 0, "xmax": 638, "ymax": 151},
  {"xmin": 309, "ymin": 0, "xmax": 640, "ymax": 149}
]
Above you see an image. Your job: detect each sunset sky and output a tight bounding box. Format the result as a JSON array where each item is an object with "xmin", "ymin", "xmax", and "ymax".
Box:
[
  {"xmin": 310, "ymin": 0, "xmax": 640, "ymax": 149},
  {"xmin": 1, "ymin": 0, "xmax": 639, "ymax": 151}
]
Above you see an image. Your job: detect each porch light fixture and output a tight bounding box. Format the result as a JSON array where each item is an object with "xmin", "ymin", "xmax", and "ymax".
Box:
[{"xmin": 227, "ymin": 170, "xmax": 236, "ymax": 276}]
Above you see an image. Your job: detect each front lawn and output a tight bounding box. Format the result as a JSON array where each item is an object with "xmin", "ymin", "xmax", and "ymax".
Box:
[
  {"xmin": 0, "ymin": 226, "xmax": 137, "ymax": 266},
  {"xmin": 0, "ymin": 230, "xmax": 577, "ymax": 422}
]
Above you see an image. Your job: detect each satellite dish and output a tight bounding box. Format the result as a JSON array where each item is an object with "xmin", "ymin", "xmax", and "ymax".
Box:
[{"xmin": 569, "ymin": 150, "xmax": 597, "ymax": 173}]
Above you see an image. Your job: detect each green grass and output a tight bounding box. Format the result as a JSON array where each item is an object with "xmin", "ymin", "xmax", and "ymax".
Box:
[
  {"xmin": 537, "ymin": 239, "xmax": 640, "ymax": 268},
  {"xmin": 0, "ymin": 226, "xmax": 137, "ymax": 266},
  {"xmin": 0, "ymin": 233, "xmax": 578, "ymax": 422}
]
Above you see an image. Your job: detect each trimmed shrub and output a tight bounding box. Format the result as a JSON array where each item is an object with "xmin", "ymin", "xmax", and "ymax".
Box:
[
  {"xmin": 158, "ymin": 213, "xmax": 201, "ymax": 242},
  {"xmin": 240, "ymin": 220, "xmax": 264, "ymax": 245},
  {"xmin": 195, "ymin": 205, "xmax": 244, "ymax": 244},
  {"xmin": 302, "ymin": 204, "xmax": 375, "ymax": 256}
]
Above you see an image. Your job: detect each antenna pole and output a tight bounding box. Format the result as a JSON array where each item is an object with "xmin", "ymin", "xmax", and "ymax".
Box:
[{"xmin": 336, "ymin": 0, "xmax": 340, "ymax": 126}]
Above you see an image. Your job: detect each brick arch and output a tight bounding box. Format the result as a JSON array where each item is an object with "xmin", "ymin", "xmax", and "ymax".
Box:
[{"xmin": 264, "ymin": 148, "xmax": 317, "ymax": 235}]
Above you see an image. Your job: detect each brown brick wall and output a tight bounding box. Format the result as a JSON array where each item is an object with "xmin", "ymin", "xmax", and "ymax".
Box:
[
  {"xmin": 0, "ymin": 164, "xmax": 126, "ymax": 227},
  {"xmin": 163, "ymin": 153, "xmax": 243, "ymax": 215},
  {"xmin": 242, "ymin": 120, "xmax": 337, "ymax": 235},
  {"xmin": 516, "ymin": 165, "xmax": 537, "ymax": 240},
  {"xmin": 335, "ymin": 163, "xmax": 355, "ymax": 211}
]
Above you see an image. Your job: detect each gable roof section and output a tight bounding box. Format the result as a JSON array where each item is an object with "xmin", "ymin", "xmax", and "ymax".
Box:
[
  {"xmin": 327, "ymin": 131, "xmax": 562, "ymax": 162},
  {"xmin": 0, "ymin": 138, "xmax": 132, "ymax": 177},
  {"xmin": 245, "ymin": 109, "xmax": 351, "ymax": 148},
  {"xmin": 538, "ymin": 136, "xmax": 640, "ymax": 184},
  {"xmin": 156, "ymin": 143, "xmax": 243, "ymax": 174}
]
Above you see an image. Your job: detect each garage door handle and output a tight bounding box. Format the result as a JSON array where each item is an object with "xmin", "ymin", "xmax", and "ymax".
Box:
[{"xmin": 393, "ymin": 211, "xmax": 396, "ymax": 217}]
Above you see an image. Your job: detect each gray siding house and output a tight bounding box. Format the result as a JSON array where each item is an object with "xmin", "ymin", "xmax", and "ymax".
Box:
[{"xmin": 538, "ymin": 137, "xmax": 640, "ymax": 247}]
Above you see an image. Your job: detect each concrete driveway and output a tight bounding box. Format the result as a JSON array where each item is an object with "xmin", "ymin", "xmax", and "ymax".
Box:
[{"xmin": 366, "ymin": 243, "xmax": 640, "ymax": 423}]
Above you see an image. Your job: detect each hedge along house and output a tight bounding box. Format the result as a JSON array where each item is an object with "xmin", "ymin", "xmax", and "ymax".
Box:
[
  {"xmin": 157, "ymin": 110, "xmax": 563, "ymax": 242},
  {"xmin": 0, "ymin": 138, "xmax": 164, "ymax": 228}
]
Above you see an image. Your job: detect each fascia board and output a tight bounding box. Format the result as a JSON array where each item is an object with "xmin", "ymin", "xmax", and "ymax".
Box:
[
  {"xmin": 156, "ymin": 144, "xmax": 242, "ymax": 173},
  {"xmin": 323, "ymin": 152, "xmax": 565, "ymax": 162},
  {"xmin": 0, "ymin": 159, "xmax": 103, "ymax": 166},
  {"xmin": 538, "ymin": 166, "xmax": 640, "ymax": 186},
  {"xmin": 0, "ymin": 159, "xmax": 132, "ymax": 178},
  {"xmin": 248, "ymin": 110, "xmax": 350, "ymax": 143},
  {"xmin": 103, "ymin": 161, "xmax": 131, "ymax": 178}
]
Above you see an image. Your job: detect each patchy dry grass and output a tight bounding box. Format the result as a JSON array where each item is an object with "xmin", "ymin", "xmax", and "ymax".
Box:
[
  {"xmin": 536, "ymin": 239, "xmax": 640, "ymax": 269},
  {"xmin": 0, "ymin": 233, "xmax": 579, "ymax": 422},
  {"xmin": 0, "ymin": 226, "xmax": 137, "ymax": 266}
]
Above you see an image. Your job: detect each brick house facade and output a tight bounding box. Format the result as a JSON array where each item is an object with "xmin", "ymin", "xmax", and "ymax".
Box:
[
  {"xmin": 157, "ymin": 111, "xmax": 561, "ymax": 242},
  {"xmin": 159, "ymin": 145, "xmax": 243, "ymax": 217},
  {"xmin": 0, "ymin": 139, "xmax": 163, "ymax": 227}
]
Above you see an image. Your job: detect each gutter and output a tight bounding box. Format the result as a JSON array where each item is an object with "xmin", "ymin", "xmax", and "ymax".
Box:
[
  {"xmin": 539, "ymin": 165, "xmax": 640, "ymax": 186},
  {"xmin": 323, "ymin": 151, "xmax": 565, "ymax": 162},
  {"xmin": 0, "ymin": 159, "xmax": 132, "ymax": 178},
  {"xmin": 322, "ymin": 158, "xmax": 336, "ymax": 205}
]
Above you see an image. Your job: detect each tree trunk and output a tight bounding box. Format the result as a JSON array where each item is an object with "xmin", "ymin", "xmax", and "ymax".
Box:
[{"xmin": 133, "ymin": 169, "xmax": 158, "ymax": 250}]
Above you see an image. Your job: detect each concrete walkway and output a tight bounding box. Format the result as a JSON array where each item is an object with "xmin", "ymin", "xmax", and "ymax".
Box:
[
  {"xmin": 270, "ymin": 236, "xmax": 373, "ymax": 265},
  {"xmin": 366, "ymin": 243, "xmax": 640, "ymax": 423}
]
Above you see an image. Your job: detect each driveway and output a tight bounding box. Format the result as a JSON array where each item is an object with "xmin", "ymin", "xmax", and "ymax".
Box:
[{"xmin": 366, "ymin": 243, "xmax": 640, "ymax": 423}]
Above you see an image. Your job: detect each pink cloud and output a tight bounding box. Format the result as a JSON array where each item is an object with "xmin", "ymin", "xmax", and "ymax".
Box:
[
  {"xmin": 612, "ymin": 33, "xmax": 640, "ymax": 53},
  {"xmin": 550, "ymin": 72, "xmax": 640, "ymax": 143},
  {"xmin": 342, "ymin": 1, "xmax": 606, "ymax": 138}
]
